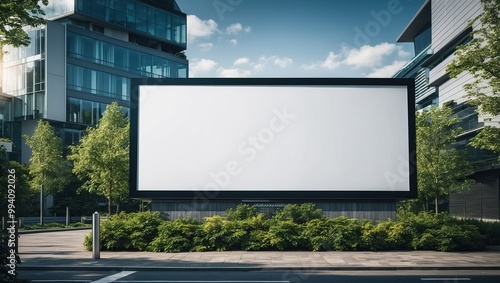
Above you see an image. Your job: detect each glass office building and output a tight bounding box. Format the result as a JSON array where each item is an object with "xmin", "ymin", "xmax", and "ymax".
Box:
[
  {"xmin": 395, "ymin": 0, "xmax": 500, "ymax": 220},
  {"xmin": 0, "ymin": 0, "xmax": 188, "ymax": 163}
]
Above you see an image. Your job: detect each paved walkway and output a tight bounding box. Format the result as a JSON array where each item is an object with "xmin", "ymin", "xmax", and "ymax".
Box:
[{"xmin": 17, "ymin": 229, "xmax": 500, "ymax": 271}]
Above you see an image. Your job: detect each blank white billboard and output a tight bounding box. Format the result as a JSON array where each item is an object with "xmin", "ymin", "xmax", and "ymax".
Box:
[{"xmin": 130, "ymin": 79, "xmax": 416, "ymax": 199}]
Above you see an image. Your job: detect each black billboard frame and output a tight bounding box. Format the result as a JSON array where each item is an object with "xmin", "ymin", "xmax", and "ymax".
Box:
[{"xmin": 129, "ymin": 78, "xmax": 417, "ymax": 200}]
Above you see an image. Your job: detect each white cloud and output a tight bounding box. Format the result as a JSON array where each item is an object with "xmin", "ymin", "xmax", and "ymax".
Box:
[
  {"xmin": 217, "ymin": 67, "xmax": 251, "ymax": 77},
  {"xmin": 301, "ymin": 52, "xmax": 342, "ymax": 71},
  {"xmin": 187, "ymin": 15, "xmax": 219, "ymax": 42},
  {"xmin": 226, "ymin": 23, "xmax": 251, "ymax": 34},
  {"xmin": 366, "ymin": 60, "xmax": 407, "ymax": 78},
  {"xmin": 273, "ymin": 57, "xmax": 293, "ymax": 68},
  {"xmin": 398, "ymin": 49, "xmax": 411, "ymax": 59},
  {"xmin": 234, "ymin": 57, "xmax": 250, "ymax": 66},
  {"xmin": 189, "ymin": 58, "xmax": 218, "ymax": 77},
  {"xmin": 343, "ymin": 42, "xmax": 397, "ymax": 68},
  {"xmin": 251, "ymin": 56, "xmax": 294, "ymax": 72},
  {"xmin": 226, "ymin": 23, "xmax": 242, "ymax": 34},
  {"xmin": 320, "ymin": 52, "xmax": 342, "ymax": 70},
  {"xmin": 197, "ymin": 42, "xmax": 213, "ymax": 51},
  {"xmin": 301, "ymin": 63, "xmax": 317, "ymax": 70},
  {"xmin": 302, "ymin": 43, "xmax": 407, "ymax": 73},
  {"xmin": 229, "ymin": 39, "xmax": 238, "ymax": 46}
]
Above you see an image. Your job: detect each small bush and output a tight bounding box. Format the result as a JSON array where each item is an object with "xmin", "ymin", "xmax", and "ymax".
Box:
[
  {"xmin": 239, "ymin": 214, "xmax": 272, "ymax": 251},
  {"xmin": 227, "ymin": 204, "xmax": 258, "ymax": 221},
  {"xmin": 273, "ymin": 203, "xmax": 323, "ymax": 224},
  {"xmin": 268, "ymin": 220, "xmax": 304, "ymax": 250},
  {"xmin": 81, "ymin": 207, "xmax": 495, "ymax": 253},
  {"xmin": 362, "ymin": 219, "xmax": 411, "ymax": 251},
  {"xmin": 83, "ymin": 211, "xmax": 162, "ymax": 251},
  {"xmin": 21, "ymin": 222, "xmax": 65, "ymax": 230},
  {"xmin": 149, "ymin": 217, "xmax": 204, "ymax": 252},
  {"xmin": 68, "ymin": 222, "xmax": 91, "ymax": 228},
  {"xmin": 458, "ymin": 218, "xmax": 500, "ymax": 245},
  {"xmin": 202, "ymin": 215, "xmax": 247, "ymax": 251}
]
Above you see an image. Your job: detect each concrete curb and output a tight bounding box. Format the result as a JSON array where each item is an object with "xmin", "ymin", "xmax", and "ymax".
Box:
[
  {"xmin": 18, "ymin": 227, "xmax": 91, "ymax": 234},
  {"xmin": 18, "ymin": 265, "xmax": 500, "ymax": 272}
]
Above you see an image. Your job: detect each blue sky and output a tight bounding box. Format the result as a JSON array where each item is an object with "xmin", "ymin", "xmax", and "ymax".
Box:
[{"xmin": 176, "ymin": 0, "xmax": 425, "ymax": 78}]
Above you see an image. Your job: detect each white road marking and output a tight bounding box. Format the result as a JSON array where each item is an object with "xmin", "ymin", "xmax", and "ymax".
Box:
[
  {"xmin": 421, "ymin": 278, "xmax": 471, "ymax": 281},
  {"xmin": 90, "ymin": 271, "xmax": 136, "ymax": 283},
  {"xmin": 113, "ymin": 281, "xmax": 290, "ymax": 283}
]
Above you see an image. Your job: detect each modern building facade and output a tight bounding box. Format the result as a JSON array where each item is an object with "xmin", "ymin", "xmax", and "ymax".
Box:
[
  {"xmin": 0, "ymin": 0, "xmax": 188, "ymax": 163},
  {"xmin": 394, "ymin": 0, "xmax": 500, "ymax": 220}
]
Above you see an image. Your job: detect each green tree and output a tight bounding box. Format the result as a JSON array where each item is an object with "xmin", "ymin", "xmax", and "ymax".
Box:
[
  {"xmin": 24, "ymin": 120, "xmax": 71, "ymax": 226},
  {"xmin": 0, "ymin": 0, "xmax": 48, "ymax": 48},
  {"xmin": 24, "ymin": 120, "xmax": 71, "ymax": 195},
  {"xmin": 69, "ymin": 102, "xmax": 130, "ymax": 216},
  {"xmin": 416, "ymin": 106, "xmax": 474, "ymax": 214},
  {"xmin": 447, "ymin": 0, "xmax": 500, "ymax": 157}
]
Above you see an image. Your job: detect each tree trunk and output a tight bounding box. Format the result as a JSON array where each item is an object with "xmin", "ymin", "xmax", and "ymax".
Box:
[
  {"xmin": 116, "ymin": 203, "xmax": 120, "ymax": 214},
  {"xmin": 435, "ymin": 195, "xmax": 439, "ymax": 214},
  {"xmin": 108, "ymin": 197, "xmax": 112, "ymax": 216}
]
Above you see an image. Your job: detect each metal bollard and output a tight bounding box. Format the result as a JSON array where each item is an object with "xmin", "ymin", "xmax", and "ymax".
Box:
[
  {"xmin": 92, "ymin": 211, "xmax": 100, "ymax": 259},
  {"xmin": 66, "ymin": 207, "xmax": 70, "ymax": 227}
]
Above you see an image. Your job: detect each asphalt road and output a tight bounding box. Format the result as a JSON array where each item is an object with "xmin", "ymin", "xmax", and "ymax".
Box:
[{"xmin": 18, "ymin": 269, "xmax": 500, "ymax": 283}]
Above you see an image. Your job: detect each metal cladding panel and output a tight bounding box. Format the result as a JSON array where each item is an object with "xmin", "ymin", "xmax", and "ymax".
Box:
[{"xmin": 45, "ymin": 21, "xmax": 66, "ymax": 122}]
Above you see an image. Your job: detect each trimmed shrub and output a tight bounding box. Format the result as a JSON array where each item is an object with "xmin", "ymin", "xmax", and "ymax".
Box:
[
  {"xmin": 227, "ymin": 204, "xmax": 258, "ymax": 221},
  {"xmin": 328, "ymin": 217, "xmax": 365, "ymax": 251},
  {"xmin": 416, "ymin": 224, "xmax": 485, "ymax": 252},
  {"xmin": 362, "ymin": 219, "xmax": 411, "ymax": 251},
  {"xmin": 149, "ymin": 217, "xmax": 204, "ymax": 252},
  {"xmin": 202, "ymin": 215, "xmax": 247, "ymax": 251},
  {"xmin": 458, "ymin": 218, "xmax": 500, "ymax": 245},
  {"xmin": 303, "ymin": 217, "xmax": 365, "ymax": 251},
  {"xmin": 268, "ymin": 220, "xmax": 304, "ymax": 251},
  {"xmin": 83, "ymin": 211, "xmax": 162, "ymax": 251},
  {"xmin": 237, "ymin": 214, "xmax": 272, "ymax": 251},
  {"xmin": 273, "ymin": 203, "xmax": 323, "ymax": 224}
]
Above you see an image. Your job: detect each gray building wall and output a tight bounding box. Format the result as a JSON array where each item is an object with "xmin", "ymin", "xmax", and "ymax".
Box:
[
  {"xmin": 152, "ymin": 201, "xmax": 397, "ymax": 222},
  {"xmin": 430, "ymin": 0, "xmax": 483, "ymax": 106},
  {"xmin": 450, "ymin": 170, "xmax": 500, "ymax": 220},
  {"xmin": 20, "ymin": 120, "xmax": 38, "ymax": 164},
  {"xmin": 45, "ymin": 21, "xmax": 67, "ymax": 122},
  {"xmin": 431, "ymin": 0, "xmax": 482, "ymax": 53}
]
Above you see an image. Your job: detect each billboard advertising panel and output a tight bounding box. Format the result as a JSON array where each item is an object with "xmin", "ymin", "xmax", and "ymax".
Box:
[{"xmin": 130, "ymin": 78, "xmax": 416, "ymax": 200}]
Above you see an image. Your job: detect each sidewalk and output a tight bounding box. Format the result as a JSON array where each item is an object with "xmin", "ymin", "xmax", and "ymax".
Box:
[{"xmin": 17, "ymin": 229, "xmax": 500, "ymax": 271}]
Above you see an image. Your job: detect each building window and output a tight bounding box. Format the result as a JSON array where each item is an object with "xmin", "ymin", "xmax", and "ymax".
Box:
[
  {"xmin": 67, "ymin": 64, "xmax": 130, "ymax": 100},
  {"xmin": 67, "ymin": 32, "xmax": 186, "ymax": 78},
  {"xmin": 76, "ymin": 0, "xmax": 186, "ymax": 45},
  {"xmin": 66, "ymin": 97, "xmax": 129, "ymax": 125}
]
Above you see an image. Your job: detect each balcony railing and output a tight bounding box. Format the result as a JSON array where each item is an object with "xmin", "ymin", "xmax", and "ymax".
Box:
[{"xmin": 393, "ymin": 45, "xmax": 433, "ymax": 78}]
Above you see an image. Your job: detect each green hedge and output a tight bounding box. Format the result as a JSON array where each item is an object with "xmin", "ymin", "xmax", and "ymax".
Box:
[{"xmin": 83, "ymin": 204, "xmax": 497, "ymax": 252}]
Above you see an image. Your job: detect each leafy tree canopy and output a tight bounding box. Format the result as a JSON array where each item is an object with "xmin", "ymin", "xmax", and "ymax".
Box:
[
  {"xmin": 24, "ymin": 120, "xmax": 71, "ymax": 195},
  {"xmin": 69, "ymin": 102, "xmax": 130, "ymax": 216},
  {"xmin": 416, "ymin": 106, "xmax": 474, "ymax": 213},
  {"xmin": 0, "ymin": 0, "xmax": 48, "ymax": 47},
  {"xmin": 447, "ymin": 0, "xmax": 500, "ymax": 156}
]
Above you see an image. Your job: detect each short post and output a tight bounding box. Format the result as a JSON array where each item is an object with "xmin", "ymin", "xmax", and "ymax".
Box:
[
  {"xmin": 40, "ymin": 184, "xmax": 44, "ymax": 227},
  {"xmin": 92, "ymin": 211, "xmax": 100, "ymax": 259},
  {"xmin": 66, "ymin": 207, "xmax": 70, "ymax": 227}
]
